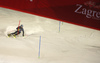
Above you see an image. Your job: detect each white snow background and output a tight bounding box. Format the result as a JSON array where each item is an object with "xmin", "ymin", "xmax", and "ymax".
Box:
[{"xmin": 0, "ymin": 7, "xmax": 100, "ymax": 63}]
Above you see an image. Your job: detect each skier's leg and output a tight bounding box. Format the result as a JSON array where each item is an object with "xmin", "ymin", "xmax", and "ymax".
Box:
[
  {"xmin": 11, "ymin": 31, "xmax": 17, "ymax": 35},
  {"xmin": 8, "ymin": 31, "xmax": 16, "ymax": 37},
  {"xmin": 12, "ymin": 31, "xmax": 19, "ymax": 38},
  {"xmin": 15, "ymin": 31, "xmax": 21, "ymax": 36},
  {"xmin": 8, "ymin": 31, "xmax": 17, "ymax": 37}
]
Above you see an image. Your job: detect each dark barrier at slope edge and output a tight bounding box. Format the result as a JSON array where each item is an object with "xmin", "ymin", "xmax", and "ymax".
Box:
[{"xmin": 0, "ymin": 0, "xmax": 100, "ymax": 30}]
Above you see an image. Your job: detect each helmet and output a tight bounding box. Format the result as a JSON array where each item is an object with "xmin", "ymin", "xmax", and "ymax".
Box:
[{"xmin": 21, "ymin": 24, "xmax": 23, "ymax": 27}]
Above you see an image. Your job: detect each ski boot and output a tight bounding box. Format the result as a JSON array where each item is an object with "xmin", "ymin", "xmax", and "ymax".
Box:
[
  {"xmin": 8, "ymin": 34, "xmax": 11, "ymax": 37},
  {"xmin": 13, "ymin": 34, "xmax": 16, "ymax": 38}
]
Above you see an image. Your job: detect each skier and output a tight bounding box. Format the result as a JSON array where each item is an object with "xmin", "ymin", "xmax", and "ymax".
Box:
[{"xmin": 8, "ymin": 24, "xmax": 24, "ymax": 37}]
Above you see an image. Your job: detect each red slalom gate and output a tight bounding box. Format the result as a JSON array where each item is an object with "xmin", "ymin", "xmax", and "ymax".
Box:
[{"xmin": 17, "ymin": 20, "xmax": 21, "ymax": 35}]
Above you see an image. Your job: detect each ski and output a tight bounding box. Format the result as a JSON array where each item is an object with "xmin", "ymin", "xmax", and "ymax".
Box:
[{"xmin": 7, "ymin": 34, "xmax": 16, "ymax": 38}]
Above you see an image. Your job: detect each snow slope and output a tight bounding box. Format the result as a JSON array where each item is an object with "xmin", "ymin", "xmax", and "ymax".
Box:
[{"xmin": 0, "ymin": 7, "xmax": 100, "ymax": 63}]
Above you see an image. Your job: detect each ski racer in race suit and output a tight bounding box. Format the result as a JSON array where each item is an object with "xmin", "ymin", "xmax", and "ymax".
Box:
[{"xmin": 11, "ymin": 24, "xmax": 24, "ymax": 36}]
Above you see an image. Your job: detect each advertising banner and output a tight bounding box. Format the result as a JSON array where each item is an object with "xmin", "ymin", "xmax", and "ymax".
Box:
[{"xmin": 0, "ymin": 0, "xmax": 100, "ymax": 30}]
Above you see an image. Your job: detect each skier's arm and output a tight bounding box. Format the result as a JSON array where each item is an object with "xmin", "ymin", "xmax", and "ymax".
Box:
[
  {"xmin": 16, "ymin": 27, "xmax": 20, "ymax": 31},
  {"xmin": 22, "ymin": 28, "xmax": 24, "ymax": 36},
  {"xmin": 16, "ymin": 27, "xmax": 18, "ymax": 30}
]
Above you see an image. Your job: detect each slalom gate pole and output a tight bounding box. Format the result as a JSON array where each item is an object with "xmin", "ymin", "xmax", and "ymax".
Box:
[
  {"xmin": 17, "ymin": 20, "xmax": 21, "ymax": 35},
  {"xmin": 38, "ymin": 36, "xmax": 41, "ymax": 58},
  {"xmin": 59, "ymin": 21, "xmax": 61, "ymax": 32},
  {"xmin": 62, "ymin": 22, "xmax": 63, "ymax": 25}
]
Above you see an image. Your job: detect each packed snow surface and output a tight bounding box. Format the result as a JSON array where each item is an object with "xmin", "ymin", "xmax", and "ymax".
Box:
[{"xmin": 0, "ymin": 7, "xmax": 100, "ymax": 63}]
